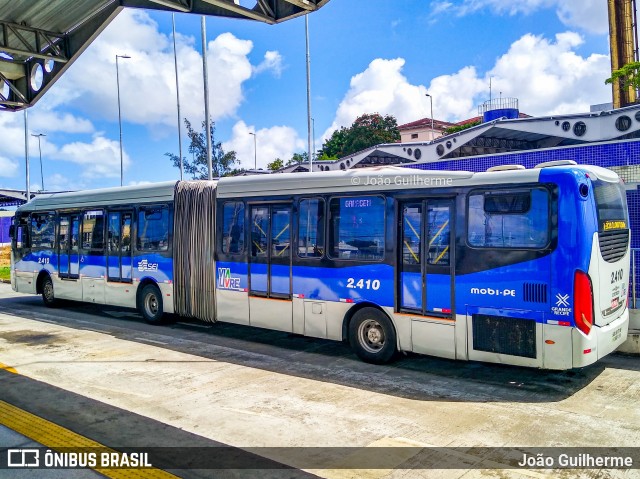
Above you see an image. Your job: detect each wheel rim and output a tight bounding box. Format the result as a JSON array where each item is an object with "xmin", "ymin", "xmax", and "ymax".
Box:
[
  {"xmin": 358, "ymin": 318, "xmax": 385, "ymax": 353},
  {"xmin": 144, "ymin": 292, "xmax": 159, "ymax": 317},
  {"xmin": 43, "ymin": 281, "xmax": 54, "ymax": 302}
]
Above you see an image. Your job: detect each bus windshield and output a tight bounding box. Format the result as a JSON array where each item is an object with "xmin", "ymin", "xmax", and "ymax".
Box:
[{"xmin": 593, "ymin": 180, "xmax": 629, "ymax": 232}]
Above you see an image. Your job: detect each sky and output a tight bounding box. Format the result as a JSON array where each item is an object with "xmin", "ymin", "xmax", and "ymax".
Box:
[{"xmin": 0, "ymin": 0, "xmax": 616, "ymax": 192}]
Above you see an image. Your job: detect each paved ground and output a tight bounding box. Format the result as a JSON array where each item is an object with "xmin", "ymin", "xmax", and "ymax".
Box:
[{"xmin": 0, "ymin": 283, "xmax": 638, "ymax": 478}]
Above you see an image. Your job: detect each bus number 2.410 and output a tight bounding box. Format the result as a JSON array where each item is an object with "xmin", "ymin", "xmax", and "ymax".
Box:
[{"xmin": 346, "ymin": 278, "xmax": 381, "ymax": 290}]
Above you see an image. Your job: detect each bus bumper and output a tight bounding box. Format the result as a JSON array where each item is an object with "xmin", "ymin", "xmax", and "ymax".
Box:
[{"xmin": 572, "ymin": 308, "xmax": 629, "ymax": 368}]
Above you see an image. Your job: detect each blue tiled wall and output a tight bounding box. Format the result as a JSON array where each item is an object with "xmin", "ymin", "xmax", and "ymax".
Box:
[{"xmin": 0, "ymin": 216, "xmax": 11, "ymax": 244}]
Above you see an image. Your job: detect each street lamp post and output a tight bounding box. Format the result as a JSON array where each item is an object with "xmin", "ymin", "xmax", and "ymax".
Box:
[
  {"xmin": 116, "ymin": 54, "xmax": 131, "ymax": 187},
  {"xmin": 249, "ymin": 132, "xmax": 257, "ymax": 170},
  {"xmin": 425, "ymin": 93, "xmax": 434, "ymax": 141},
  {"xmin": 31, "ymin": 133, "xmax": 46, "ymax": 191}
]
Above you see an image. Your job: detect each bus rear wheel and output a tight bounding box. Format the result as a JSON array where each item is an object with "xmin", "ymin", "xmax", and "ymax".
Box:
[
  {"xmin": 138, "ymin": 284, "xmax": 164, "ymax": 324},
  {"xmin": 41, "ymin": 276, "xmax": 57, "ymax": 307},
  {"xmin": 349, "ymin": 308, "xmax": 397, "ymax": 364}
]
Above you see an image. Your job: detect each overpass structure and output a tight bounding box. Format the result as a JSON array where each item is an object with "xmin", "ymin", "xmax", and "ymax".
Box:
[
  {"xmin": 0, "ymin": 188, "xmax": 41, "ymax": 207},
  {"xmin": 0, "ymin": 0, "xmax": 329, "ymax": 111}
]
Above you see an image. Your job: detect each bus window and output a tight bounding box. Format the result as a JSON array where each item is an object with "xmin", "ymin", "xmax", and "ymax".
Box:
[
  {"xmin": 31, "ymin": 213, "xmax": 55, "ymax": 249},
  {"xmin": 593, "ymin": 180, "xmax": 629, "ymax": 231},
  {"xmin": 427, "ymin": 203, "xmax": 450, "ymax": 265},
  {"xmin": 137, "ymin": 206, "xmax": 169, "ymax": 252},
  {"xmin": 468, "ymin": 188, "xmax": 549, "ymax": 248},
  {"xmin": 58, "ymin": 217, "xmax": 69, "ymax": 251},
  {"xmin": 13, "ymin": 214, "xmax": 29, "ymax": 250},
  {"xmin": 402, "ymin": 204, "xmax": 421, "ymax": 265},
  {"xmin": 82, "ymin": 210, "xmax": 105, "ymax": 252},
  {"xmin": 298, "ymin": 198, "xmax": 325, "ymax": 258},
  {"xmin": 222, "ymin": 202, "xmax": 245, "ymax": 254},
  {"xmin": 329, "ymin": 196, "xmax": 385, "ymax": 261},
  {"xmin": 251, "ymin": 206, "xmax": 269, "ymax": 258}
]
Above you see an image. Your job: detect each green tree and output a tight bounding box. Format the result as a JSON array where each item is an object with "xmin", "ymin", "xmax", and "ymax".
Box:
[
  {"xmin": 318, "ymin": 113, "xmax": 400, "ymax": 159},
  {"xmin": 605, "ymin": 62, "xmax": 640, "ymax": 91},
  {"xmin": 267, "ymin": 158, "xmax": 284, "ymax": 171},
  {"xmin": 289, "ymin": 152, "xmax": 308, "ymax": 165},
  {"xmin": 443, "ymin": 120, "xmax": 481, "ymax": 135},
  {"xmin": 267, "ymin": 152, "xmax": 309, "ymax": 171},
  {"xmin": 166, "ymin": 118, "xmax": 238, "ymax": 179}
]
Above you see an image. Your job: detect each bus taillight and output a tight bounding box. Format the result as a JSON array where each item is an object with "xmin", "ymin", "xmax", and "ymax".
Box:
[{"xmin": 574, "ymin": 270, "xmax": 593, "ymax": 336}]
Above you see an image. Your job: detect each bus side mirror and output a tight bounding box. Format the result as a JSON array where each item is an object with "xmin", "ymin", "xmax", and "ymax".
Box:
[{"xmin": 9, "ymin": 225, "xmax": 14, "ymax": 238}]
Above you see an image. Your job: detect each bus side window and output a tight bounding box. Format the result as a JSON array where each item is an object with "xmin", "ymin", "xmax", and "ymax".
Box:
[
  {"xmin": 468, "ymin": 188, "xmax": 549, "ymax": 248},
  {"xmin": 82, "ymin": 210, "xmax": 105, "ymax": 252},
  {"xmin": 329, "ymin": 196, "xmax": 385, "ymax": 261},
  {"xmin": 12, "ymin": 215, "xmax": 28, "ymax": 250},
  {"xmin": 137, "ymin": 206, "xmax": 169, "ymax": 251},
  {"xmin": 222, "ymin": 202, "xmax": 245, "ymax": 254},
  {"xmin": 298, "ymin": 198, "xmax": 325, "ymax": 258},
  {"xmin": 30, "ymin": 213, "xmax": 55, "ymax": 250}
]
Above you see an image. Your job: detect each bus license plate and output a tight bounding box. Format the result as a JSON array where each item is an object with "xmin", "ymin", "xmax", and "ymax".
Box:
[{"xmin": 612, "ymin": 327, "xmax": 622, "ymax": 343}]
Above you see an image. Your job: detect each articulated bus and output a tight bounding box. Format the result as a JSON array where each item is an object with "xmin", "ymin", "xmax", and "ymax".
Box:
[{"xmin": 10, "ymin": 162, "xmax": 630, "ymax": 369}]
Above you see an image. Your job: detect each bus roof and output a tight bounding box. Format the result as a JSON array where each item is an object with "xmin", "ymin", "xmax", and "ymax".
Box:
[
  {"xmin": 215, "ymin": 165, "xmax": 545, "ymax": 198},
  {"xmin": 15, "ymin": 165, "xmax": 619, "ymax": 211},
  {"xmin": 17, "ymin": 181, "xmax": 180, "ymax": 212}
]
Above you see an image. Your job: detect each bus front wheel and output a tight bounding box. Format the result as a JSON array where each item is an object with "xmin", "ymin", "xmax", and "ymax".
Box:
[
  {"xmin": 348, "ymin": 308, "xmax": 397, "ymax": 364},
  {"xmin": 138, "ymin": 284, "xmax": 164, "ymax": 324},
  {"xmin": 41, "ymin": 276, "xmax": 57, "ymax": 307}
]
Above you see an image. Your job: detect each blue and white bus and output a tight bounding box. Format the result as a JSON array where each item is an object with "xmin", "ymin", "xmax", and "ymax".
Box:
[{"xmin": 10, "ymin": 161, "xmax": 630, "ymax": 369}]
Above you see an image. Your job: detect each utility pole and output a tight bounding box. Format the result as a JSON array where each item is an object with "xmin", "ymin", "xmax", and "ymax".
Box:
[
  {"xmin": 305, "ymin": 14, "xmax": 313, "ymax": 172},
  {"xmin": 172, "ymin": 14, "xmax": 184, "ymax": 180},
  {"xmin": 201, "ymin": 15, "xmax": 213, "ymax": 180},
  {"xmin": 31, "ymin": 133, "xmax": 46, "ymax": 191}
]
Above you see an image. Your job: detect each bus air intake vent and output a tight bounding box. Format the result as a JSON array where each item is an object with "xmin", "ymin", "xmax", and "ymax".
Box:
[
  {"xmin": 523, "ymin": 283, "xmax": 547, "ymax": 303},
  {"xmin": 472, "ymin": 314, "xmax": 537, "ymax": 359},
  {"xmin": 598, "ymin": 230, "xmax": 629, "ymax": 263}
]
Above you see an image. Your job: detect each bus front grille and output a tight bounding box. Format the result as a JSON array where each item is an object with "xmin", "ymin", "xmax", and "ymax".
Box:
[
  {"xmin": 472, "ymin": 314, "xmax": 537, "ymax": 359},
  {"xmin": 598, "ymin": 230, "xmax": 629, "ymax": 263}
]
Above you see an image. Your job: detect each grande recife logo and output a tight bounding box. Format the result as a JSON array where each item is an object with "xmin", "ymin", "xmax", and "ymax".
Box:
[{"xmin": 217, "ymin": 268, "xmax": 242, "ymax": 291}]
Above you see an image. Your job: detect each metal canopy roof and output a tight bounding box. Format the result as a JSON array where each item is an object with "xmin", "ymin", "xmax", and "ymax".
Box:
[{"xmin": 0, "ymin": 0, "xmax": 330, "ymax": 111}]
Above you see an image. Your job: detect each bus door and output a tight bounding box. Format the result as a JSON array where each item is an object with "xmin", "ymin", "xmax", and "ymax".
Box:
[
  {"xmin": 107, "ymin": 210, "xmax": 133, "ymax": 282},
  {"xmin": 56, "ymin": 214, "xmax": 82, "ymax": 300},
  {"xmin": 249, "ymin": 204, "xmax": 293, "ymax": 332},
  {"xmin": 58, "ymin": 214, "xmax": 80, "ymax": 280},
  {"xmin": 399, "ymin": 199, "xmax": 454, "ymax": 316}
]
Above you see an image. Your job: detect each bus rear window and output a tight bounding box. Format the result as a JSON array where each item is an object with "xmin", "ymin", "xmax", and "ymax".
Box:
[{"xmin": 593, "ymin": 180, "xmax": 629, "ymax": 232}]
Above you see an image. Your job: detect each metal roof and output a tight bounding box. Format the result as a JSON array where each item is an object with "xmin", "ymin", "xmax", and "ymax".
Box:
[{"xmin": 0, "ymin": 0, "xmax": 330, "ymax": 111}]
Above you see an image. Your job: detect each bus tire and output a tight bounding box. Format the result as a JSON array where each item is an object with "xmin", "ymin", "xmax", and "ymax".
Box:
[
  {"xmin": 41, "ymin": 275, "xmax": 57, "ymax": 308},
  {"xmin": 348, "ymin": 307, "xmax": 397, "ymax": 364},
  {"xmin": 138, "ymin": 284, "xmax": 164, "ymax": 325}
]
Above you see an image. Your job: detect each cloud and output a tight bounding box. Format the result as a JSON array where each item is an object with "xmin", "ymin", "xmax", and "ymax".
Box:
[
  {"xmin": 429, "ymin": 0, "xmax": 608, "ymax": 34},
  {"xmin": 487, "ymin": 32, "xmax": 610, "ymax": 115},
  {"xmin": 323, "ymin": 58, "xmax": 485, "ymax": 137},
  {"xmin": 45, "ymin": 173, "xmax": 77, "ymax": 192},
  {"xmin": 0, "ymin": 156, "xmax": 18, "ymax": 177},
  {"xmin": 222, "ymin": 121, "xmax": 306, "ymax": 170},
  {"xmin": 29, "ymin": 110, "xmax": 94, "ymax": 134},
  {"xmin": 46, "ymin": 10, "xmax": 277, "ymax": 129},
  {"xmin": 254, "ymin": 50, "xmax": 284, "ymax": 78},
  {"xmin": 324, "ymin": 31, "xmax": 611, "ymax": 136},
  {"xmin": 54, "ymin": 136, "xmax": 130, "ymax": 179}
]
